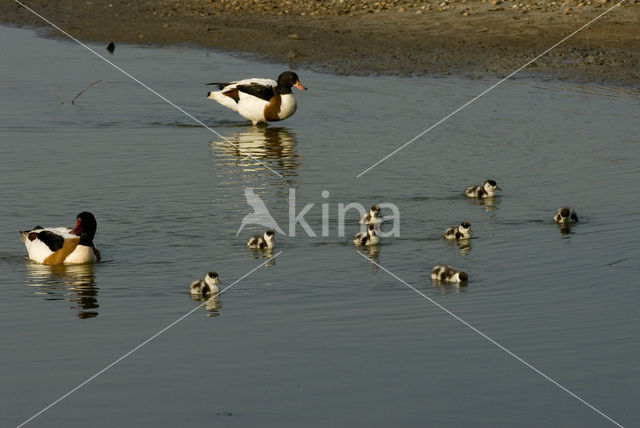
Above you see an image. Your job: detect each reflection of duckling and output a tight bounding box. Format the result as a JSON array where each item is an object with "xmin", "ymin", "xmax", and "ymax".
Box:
[
  {"xmin": 359, "ymin": 205, "xmax": 382, "ymax": 225},
  {"xmin": 353, "ymin": 225, "xmax": 380, "ymax": 246},
  {"xmin": 359, "ymin": 244, "xmax": 380, "ymax": 262},
  {"xmin": 431, "ymin": 265, "xmax": 468, "ymax": 283},
  {"xmin": 554, "ymin": 207, "xmax": 578, "ymax": 224},
  {"xmin": 247, "ymin": 230, "xmax": 275, "ymax": 249},
  {"xmin": 190, "ymin": 272, "xmax": 221, "ymax": 296},
  {"xmin": 465, "ymin": 179, "xmax": 501, "ymax": 198},
  {"xmin": 442, "ymin": 222, "xmax": 471, "ymax": 240}
]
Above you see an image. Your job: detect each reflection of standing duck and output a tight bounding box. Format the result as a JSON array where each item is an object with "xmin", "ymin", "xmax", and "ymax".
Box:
[{"xmin": 211, "ymin": 127, "xmax": 298, "ymax": 174}]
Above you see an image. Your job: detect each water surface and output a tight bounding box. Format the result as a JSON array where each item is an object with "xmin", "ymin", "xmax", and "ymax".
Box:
[{"xmin": 1, "ymin": 25, "xmax": 639, "ymax": 427}]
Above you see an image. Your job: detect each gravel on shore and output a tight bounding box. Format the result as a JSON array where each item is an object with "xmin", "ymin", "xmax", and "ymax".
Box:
[{"xmin": 2, "ymin": 0, "xmax": 640, "ymax": 85}]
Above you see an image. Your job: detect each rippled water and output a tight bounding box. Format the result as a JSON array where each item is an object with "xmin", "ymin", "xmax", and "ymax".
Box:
[{"xmin": 1, "ymin": 25, "xmax": 639, "ymax": 427}]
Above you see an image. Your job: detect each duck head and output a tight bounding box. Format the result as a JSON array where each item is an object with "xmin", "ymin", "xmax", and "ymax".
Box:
[
  {"xmin": 277, "ymin": 71, "xmax": 307, "ymax": 93},
  {"xmin": 71, "ymin": 212, "xmax": 97, "ymax": 246}
]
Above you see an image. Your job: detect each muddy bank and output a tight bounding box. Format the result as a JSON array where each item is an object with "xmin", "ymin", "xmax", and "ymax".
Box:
[{"xmin": 2, "ymin": 0, "xmax": 640, "ymax": 85}]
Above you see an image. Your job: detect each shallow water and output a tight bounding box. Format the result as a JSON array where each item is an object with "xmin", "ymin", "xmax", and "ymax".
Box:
[{"xmin": 1, "ymin": 24, "xmax": 639, "ymax": 427}]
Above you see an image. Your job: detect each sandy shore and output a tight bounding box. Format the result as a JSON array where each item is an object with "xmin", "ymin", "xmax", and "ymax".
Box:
[{"xmin": 2, "ymin": 0, "xmax": 640, "ymax": 85}]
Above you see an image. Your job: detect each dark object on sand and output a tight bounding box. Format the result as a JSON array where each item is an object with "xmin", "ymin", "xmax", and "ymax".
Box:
[{"xmin": 106, "ymin": 41, "xmax": 115, "ymax": 53}]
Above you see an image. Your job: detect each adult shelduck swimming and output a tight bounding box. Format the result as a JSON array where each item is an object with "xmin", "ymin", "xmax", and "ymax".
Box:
[
  {"xmin": 430, "ymin": 265, "xmax": 468, "ymax": 284},
  {"xmin": 554, "ymin": 206, "xmax": 578, "ymax": 224},
  {"xmin": 206, "ymin": 71, "xmax": 307, "ymax": 125},
  {"xmin": 190, "ymin": 271, "xmax": 222, "ymax": 296},
  {"xmin": 19, "ymin": 212, "xmax": 101, "ymax": 265},
  {"xmin": 464, "ymin": 179, "xmax": 501, "ymax": 198}
]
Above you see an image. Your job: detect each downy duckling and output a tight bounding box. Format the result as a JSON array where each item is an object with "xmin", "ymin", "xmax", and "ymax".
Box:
[
  {"xmin": 190, "ymin": 271, "xmax": 222, "ymax": 296},
  {"xmin": 554, "ymin": 207, "xmax": 578, "ymax": 224},
  {"xmin": 442, "ymin": 222, "xmax": 471, "ymax": 240},
  {"xmin": 359, "ymin": 205, "xmax": 382, "ymax": 225},
  {"xmin": 247, "ymin": 229, "xmax": 275, "ymax": 249},
  {"xmin": 353, "ymin": 224, "xmax": 380, "ymax": 246},
  {"xmin": 465, "ymin": 179, "xmax": 501, "ymax": 198},
  {"xmin": 431, "ymin": 265, "xmax": 468, "ymax": 283}
]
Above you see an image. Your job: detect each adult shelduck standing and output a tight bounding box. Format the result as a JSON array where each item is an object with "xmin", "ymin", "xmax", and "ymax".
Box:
[
  {"xmin": 206, "ymin": 71, "xmax": 307, "ymax": 125},
  {"xmin": 19, "ymin": 211, "xmax": 101, "ymax": 265}
]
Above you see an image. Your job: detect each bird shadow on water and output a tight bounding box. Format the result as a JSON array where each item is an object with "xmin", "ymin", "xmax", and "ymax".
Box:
[{"xmin": 25, "ymin": 262, "xmax": 99, "ymax": 319}]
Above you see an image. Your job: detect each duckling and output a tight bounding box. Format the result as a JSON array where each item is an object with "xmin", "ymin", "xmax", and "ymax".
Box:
[
  {"xmin": 353, "ymin": 224, "xmax": 380, "ymax": 246},
  {"xmin": 430, "ymin": 265, "xmax": 468, "ymax": 283},
  {"xmin": 442, "ymin": 222, "xmax": 471, "ymax": 240},
  {"xmin": 359, "ymin": 205, "xmax": 382, "ymax": 225},
  {"xmin": 465, "ymin": 179, "xmax": 501, "ymax": 198},
  {"xmin": 247, "ymin": 229, "xmax": 275, "ymax": 249},
  {"xmin": 553, "ymin": 207, "xmax": 578, "ymax": 224},
  {"xmin": 190, "ymin": 271, "xmax": 221, "ymax": 296}
]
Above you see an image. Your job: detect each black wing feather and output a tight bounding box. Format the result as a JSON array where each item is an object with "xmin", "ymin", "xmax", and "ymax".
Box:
[
  {"xmin": 236, "ymin": 83, "xmax": 275, "ymax": 102},
  {"xmin": 37, "ymin": 230, "xmax": 65, "ymax": 252}
]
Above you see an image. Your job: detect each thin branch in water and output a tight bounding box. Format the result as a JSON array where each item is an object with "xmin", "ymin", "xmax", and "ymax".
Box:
[
  {"xmin": 48, "ymin": 87, "xmax": 64, "ymax": 104},
  {"xmin": 71, "ymin": 79, "xmax": 102, "ymax": 105}
]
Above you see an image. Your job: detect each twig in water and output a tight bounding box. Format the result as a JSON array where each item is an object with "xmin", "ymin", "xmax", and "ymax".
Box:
[
  {"xmin": 48, "ymin": 87, "xmax": 64, "ymax": 104},
  {"xmin": 71, "ymin": 79, "xmax": 102, "ymax": 105}
]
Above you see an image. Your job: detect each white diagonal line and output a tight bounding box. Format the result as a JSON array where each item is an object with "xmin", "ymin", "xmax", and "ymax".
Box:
[
  {"xmin": 17, "ymin": 251, "xmax": 283, "ymax": 428},
  {"xmin": 13, "ymin": 0, "xmax": 283, "ymax": 179},
  {"xmin": 357, "ymin": 252, "xmax": 624, "ymax": 427},
  {"xmin": 357, "ymin": 0, "xmax": 626, "ymax": 177}
]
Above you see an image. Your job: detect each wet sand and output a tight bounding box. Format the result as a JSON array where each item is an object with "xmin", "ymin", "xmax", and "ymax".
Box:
[{"xmin": 2, "ymin": 0, "xmax": 640, "ymax": 85}]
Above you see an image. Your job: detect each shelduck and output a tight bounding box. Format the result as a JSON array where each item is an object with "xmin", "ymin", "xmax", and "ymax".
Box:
[
  {"xmin": 207, "ymin": 71, "xmax": 307, "ymax": 125},
  {"xmin": 20, "ymin": 212, "xmax": 101, "ymax": 265}
]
